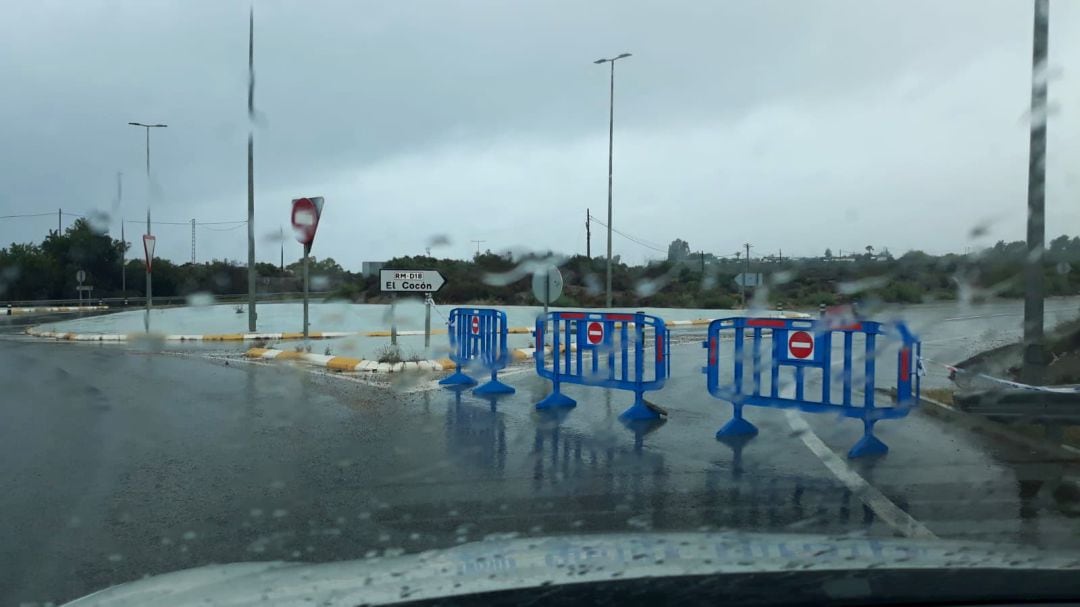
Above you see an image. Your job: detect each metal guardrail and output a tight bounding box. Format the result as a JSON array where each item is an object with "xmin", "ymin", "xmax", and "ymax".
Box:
[{"xmin": 954, "ymin": 390, "xmax": 1080, "ymax": 422}]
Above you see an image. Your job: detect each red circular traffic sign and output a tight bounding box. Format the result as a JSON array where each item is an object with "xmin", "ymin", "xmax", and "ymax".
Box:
[
  {"xmin": 291, "ymin": 197, "xmax": 319, "ymax": 246},
  {"xmin": 788, "ymin": 330, "xmax": 814, "ymax": 359},
  {"xmin": 470, "ymin": 316, "xmax": 480, "ymax": 335},
  {"xmin": 587, "ymin": 321, "xmax": 604, "ymax": 345}
]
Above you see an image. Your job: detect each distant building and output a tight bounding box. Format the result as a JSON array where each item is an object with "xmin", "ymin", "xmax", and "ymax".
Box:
[{"xmin": 361, "ymin": 261, "xmax": 386, "ymax": 277}]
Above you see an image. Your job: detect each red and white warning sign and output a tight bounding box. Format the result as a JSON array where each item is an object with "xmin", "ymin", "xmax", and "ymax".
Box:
[
  {"xmin": 586, "ymin": 321, "xmax": 605, "ymax": 345},
  {"xmin": 787, "ymin": 330, "xmax": 815, "ymax": 360},
  {"xmin": 470, "ymin": 316, "xmax": 480, "ymax": 335},
  {"xmin": 142, "ymin": 234, "xmax": 156, "ymax": 272},
  {"xmin": 291, "ymin": 196, "xmax": 325, "ymax": 248}
]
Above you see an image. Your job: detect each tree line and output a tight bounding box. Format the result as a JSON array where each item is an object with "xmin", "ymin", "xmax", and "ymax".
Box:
[
  {"xmin": 0, "ymin": 219, "xmax": 357, "ymax": 301},
  {"xmin": 4, "ymin": 220, "xmax": 1080, "ymax": 308}
]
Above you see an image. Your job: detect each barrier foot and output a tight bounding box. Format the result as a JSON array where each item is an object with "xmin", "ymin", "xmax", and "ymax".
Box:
[
  {"xmin": 474, "ymin": 378, "xmax": 515, "ymax": 396},
  {"xmin": 848, "ymin": 433, "xmax": 888, "ymax": 459},
  {"xmin": 619, "ymin": 394, "xmax": 663, "ymax": 421},
  {"xmin": 439, "ymin": 370, "xmax": 476, "ymax": 387},
  {"xmin": 536, "ymin": 391, "xmax": 576, "ymax": 409},
  {"xmin": 715, "ymin": 408, "xmax": 758, "ymax": 439}
]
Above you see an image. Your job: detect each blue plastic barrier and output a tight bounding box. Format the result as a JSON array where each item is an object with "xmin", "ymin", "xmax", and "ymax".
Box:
[
  {"xmin": 439, "ymin": 307, "xmax": 515, "ymax": 395},
  {"xmin": 702, "ymin": 316, "xmax": 920, "ymax": 458},
  {"xmin": 535, "ymin": 311, "xmax": 670, "ymax": 420}
]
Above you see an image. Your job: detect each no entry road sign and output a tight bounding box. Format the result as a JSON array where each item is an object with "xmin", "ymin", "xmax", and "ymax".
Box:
[
  {"xmin": 291, "ymin": 196, "xmax": 325, "ymax": 249},
  {"xmin": 587, "ymin": 321, "xmax": 604, "ymax": 345},
  {"xmin": 788, "ymin": 330, "xmax": 815, "ymax": 359}
]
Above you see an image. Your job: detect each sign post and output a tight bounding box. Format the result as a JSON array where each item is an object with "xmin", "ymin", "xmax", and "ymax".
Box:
[
  {"xmin": 142, "ymin": 235, "xmax": 155, "ymax": 332},
  {"xmin": 380, "ymin": 269, "xmax": 447, "ymax": 347},
  {"xmin": 424, "ymin": 294, "xmax": 432, "ymax": 349},
  {"xmin": 291, "ymin": 196, "xmax": 325, "ymax": 339},
  {"xmin": 532, "ymin": 265, "xmax": 563, "ymax": 346},
  {"xmin": 76, "ymin": 270, "xmax": 86, "ymax": 308}
]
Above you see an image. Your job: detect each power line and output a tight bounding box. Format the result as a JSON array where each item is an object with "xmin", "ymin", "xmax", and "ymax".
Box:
[
  {"xmin": 0, "ymin": 212, "xmax": 55, "ymax": 219},
  {"xmin": 587, "ymin": 214, "xmax": 666, "ymax": 253},
  {"xmin": 200, "ymin": 223, "xmax": 247, "ymax": 232},
  {"xmin": 588, "ymin": 214, "xmax": 663, "ymax": 249},
  {"xmin": 124, "ymin": 219, "xmax": 246, "ymax": 226}
]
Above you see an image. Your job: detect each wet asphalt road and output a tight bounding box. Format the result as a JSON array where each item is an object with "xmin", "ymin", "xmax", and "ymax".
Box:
[{"xmin": 3, "ymin": 302, "xmax": 1080, "ymax": 606}]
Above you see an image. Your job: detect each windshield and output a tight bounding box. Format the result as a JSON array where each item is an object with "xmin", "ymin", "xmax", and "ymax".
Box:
[{"xmin": 3, "ymin": 1, "xmax": 1080, "ymax": 605}]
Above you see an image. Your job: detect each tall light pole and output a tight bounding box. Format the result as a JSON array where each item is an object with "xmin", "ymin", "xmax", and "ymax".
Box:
[
  {"xmin": 128, "ymin": 121, "xmax": 167, "ymax": 332},
  {"xmin": 594, "ymin": 52, "xmax": 631, "ymax": 309},
  {"xmin": 246, "ymin": 3, "xmax": 258, "ymax": 331},
  {"xmin": 1023, "ymin": 0, "xmax": 1049, "ymax": 384}
]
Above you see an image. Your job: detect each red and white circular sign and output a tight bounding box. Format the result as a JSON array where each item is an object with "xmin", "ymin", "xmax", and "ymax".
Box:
[
  {"xmin": 788, "ymin": 330, "xmax": 815, "ymax": 359},
  {"xmin": 587, "ymin": 321, "xmax": 604, "ymax": 345},
  {"xmin": 470, "ymin": 316, "xmax": 480, "ymax": 335},
  {"xmin": 291, "ymin": 197, "xmax": 321, "ymax": 246}
]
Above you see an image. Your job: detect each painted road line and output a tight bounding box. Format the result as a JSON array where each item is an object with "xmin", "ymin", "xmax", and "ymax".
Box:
[
  {"xmin": 777, "ymin": 351, "xmax": 936, "ymax": 540},
  {"xmin": 784, "ymin": 410, "xmax": 937, "ymax": 540}
]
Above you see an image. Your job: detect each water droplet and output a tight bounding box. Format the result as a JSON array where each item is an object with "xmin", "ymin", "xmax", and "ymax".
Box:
[
  {"xmin": 426, "ymin": 234, "xmax": 451, "ymax": 248},
  {"xmin": 273, "ymin": 509, "xmax": 288, "ymax": 518},
  {"xmin": 837, "ymin": 275, "xmax": 890, "ymax": 295},
  {"xmin": 186, "ymin": 292, "xmax": 215, "ymax": 307}
]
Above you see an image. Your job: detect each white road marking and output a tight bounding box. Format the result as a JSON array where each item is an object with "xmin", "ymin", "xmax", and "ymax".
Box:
[
  {"xmin": 773, "ymin": 349, "xmax": 938, "ymax": 540},
  {"xmin": 783, "ymin": 410, "xmax": 937, "ymax": 539}
]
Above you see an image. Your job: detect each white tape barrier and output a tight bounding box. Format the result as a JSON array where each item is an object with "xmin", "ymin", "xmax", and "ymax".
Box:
[{"xmin": 924, "ymin": 357, "xmax": 1080, "ymax": 394}]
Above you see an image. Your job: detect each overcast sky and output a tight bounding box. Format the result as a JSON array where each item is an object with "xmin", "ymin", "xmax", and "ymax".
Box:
[{"xmin": 2, "ymin": 0, "xmax": 1080, "ymax": 268}]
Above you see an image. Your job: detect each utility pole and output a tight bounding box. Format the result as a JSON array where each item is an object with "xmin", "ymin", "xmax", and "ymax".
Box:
[
  {"xmin": 586, "ymin": 208, "xmax": 591, "ymax": 258},
  {"xmin": 594, "ymin": 52, "xmax": 632, "ymax": 308},
  {"xmin": 471, "ymin": 239, "xmax": 486, "ymax": 256},
  {"xmin": 117, "ymin": 171, "xmax": 124, "ymax": 295},
  {"xmin": 246, "ymin": 3, "xmax": 258, "ymax": 331},
  {"xmin": 121, "ymin": 221, "xmax": 126, "ymax": 296},
  {"xmin": 58, "ymin": 208, "xmax": 61, "ymax": 234},
  {"xmin": 279, "ymin": 226, "xmax": 284, "ymax": 272},
  {"xmin": 191, "ymin": 219, "xmax": 196, "ymax": 264},
  {"xmin": 700, "ymin": 251, "xmax": 705, "ymax": 273},
  {"xmin": 743, "ymin": 242, "xmax": 752, "ymax": 307},
  {"xmin": 1022, "ymin": 0, "xmax": 1049, "ymax": 384}
]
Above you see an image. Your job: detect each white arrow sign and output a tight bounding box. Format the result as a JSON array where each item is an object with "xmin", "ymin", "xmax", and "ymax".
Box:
[{"xmin": 380, "ymin": 269, "xmax": 446, "ymax": 293}]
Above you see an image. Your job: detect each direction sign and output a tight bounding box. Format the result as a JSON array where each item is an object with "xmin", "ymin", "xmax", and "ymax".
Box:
[
  {"xmin": 788, "ymin": 330, "xmax": 815, "ymax": 360},
  {"xmin": 76, "ymin": 270, "xmax": 86, "ymax": 284},
  {"xmin": 142, "ymin": 235, "xmax": 156, "ymax": 272},
  {"xmin": 380, "ymin": 269, "xmax": 446, "ymax": 293},
  {"xmin": 586, "ymin": 321, "xmax": 605, "ymax": 345},
  {"xmin": 531, "ymin": 265, "xmax": 564, "ymax": 305},
  {"xmin": 734, "ymin": 272, "xmax": 763, "ymax": 288},
  {"xmin": 470, "ymin": 316, "xmax": 480, "ymax": 335},
  {"xmin": 291, "ymin": 196, "xmax": 325, "ymax": 248}
]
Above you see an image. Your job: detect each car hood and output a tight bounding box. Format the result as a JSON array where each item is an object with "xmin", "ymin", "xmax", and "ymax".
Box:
[{"xmin": 64, "ymin": 531, "xmax": 1080, "ymax": 606}]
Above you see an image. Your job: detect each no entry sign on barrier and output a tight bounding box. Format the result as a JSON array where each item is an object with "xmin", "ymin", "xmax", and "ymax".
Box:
[
  {"xmin": 703, "ymin": 316, "xmax": 920, "ymax": 458},
  {"xmin": 535, "ymin": 311, "xmax": 670, "ymax": 421}
]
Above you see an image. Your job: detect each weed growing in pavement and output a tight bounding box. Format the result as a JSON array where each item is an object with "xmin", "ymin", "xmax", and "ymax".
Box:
[{"xmin": 376, "ymin": 345, "xmax": 403, "ymax": 364}]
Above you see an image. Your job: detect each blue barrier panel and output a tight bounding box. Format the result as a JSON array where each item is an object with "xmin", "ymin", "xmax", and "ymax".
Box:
[
  {"xmin": 439, "ymin": 307, "xmax": 515, "ymax": 395},
  {"xmin": 535, "ymin": 311, "xmax": 670, "ymax": 420},
  {"xmin": 702, "ymin": 316, "xmax": 920, "ymax": 458}
]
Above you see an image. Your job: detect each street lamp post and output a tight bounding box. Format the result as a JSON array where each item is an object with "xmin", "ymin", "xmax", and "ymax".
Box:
[
  {"xmin": 128, "ymin": 121, "xmax": 167, "ymax": 332},
  {"xmin": 594, "ymin": 52, "xmax": 631, "ymax": 309}
]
